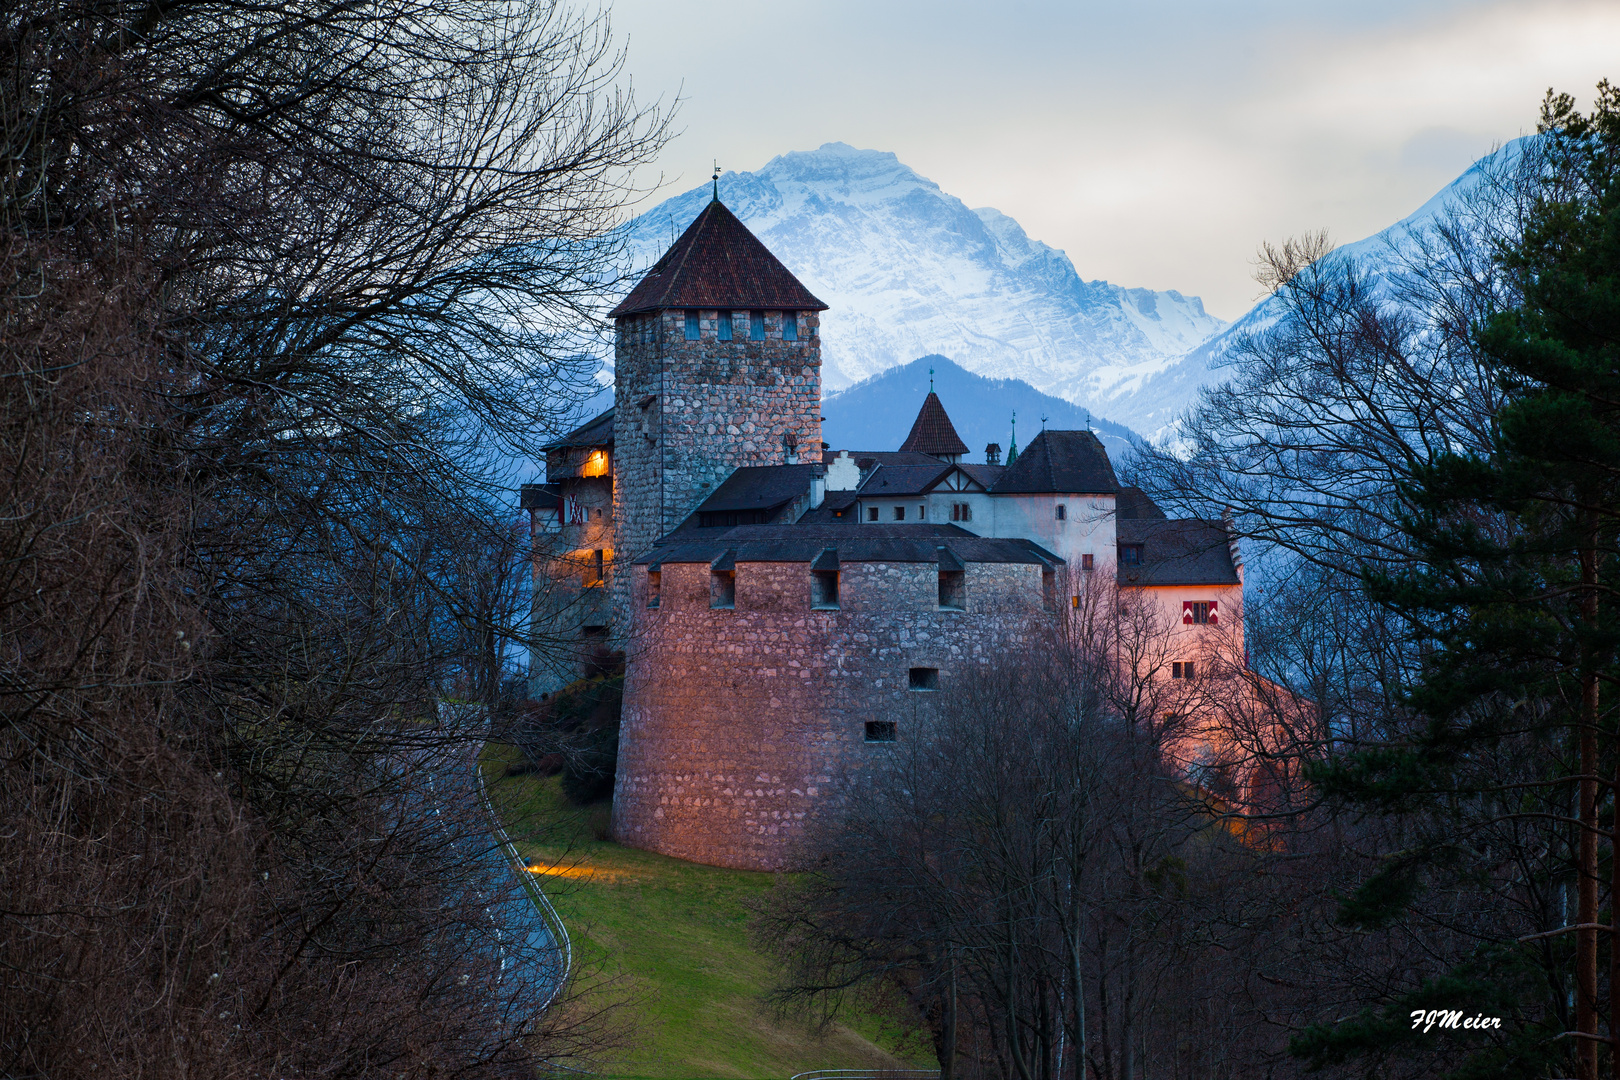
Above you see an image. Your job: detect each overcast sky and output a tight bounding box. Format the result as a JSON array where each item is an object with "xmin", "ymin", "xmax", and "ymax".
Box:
[{"xmin": 611, "ymin": 0, "xmax": 1618, "ymax": 320}]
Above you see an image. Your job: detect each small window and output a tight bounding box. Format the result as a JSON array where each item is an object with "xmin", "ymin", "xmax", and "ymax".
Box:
[
  {"xmin": 1120, "ymin": 544, "xmax": 1143, "ymax": 566},
  {"xmin": 939, "ymin": 570, "xmax": 965, "ymax": 610},
  {"xmin": 583, "ymin": 548, "xmax": 605, "ymax": 587},
  {"xmin": 782, "ymin": 311, "xmax": 798, "ymax": 341},
  {"xmin": 1081, "ymin": 553, "xmax": 1094, "ymax": 572},
  {"xmin": 909, "ymin": 667, "xmax": 939, "ymax": 691},
  {"xmin": 1172, "ymin": 660, "xmax": 1197, "ymax": 680},
  {"xmin": 591, "ymin": 507, "xmax": 602, "ymax": 521},
  {"xmin": 717, "ymin": 309, "xmax": 733, "ymax": 341},
  {"xmin": 1190, "ymin": 601, "xmax": 1211, "ymax": 625},
  {"xmin": 1055, "ymin": 504, "xmax": 1067, "ymax": 521},
  {"xmin": 864, "ymin": 720, "xmax": 897, "ymax": 743},
  {"xmin": 919, "ymin": 503, "xmax": 926, "ymax": 519},
  {"xmin": 811, "ymin": 570, "xmax": 839, "ymax": 609},
  {"xmin": 1042, "ymin": 567, "xmax": 1056, "ymax": 612},
  {"xmin": 684, "ymin": 310, "xmax": 700, "ymax": 340},
  {"xmin": 711, "ymin": 569, "xmax": 735, "ymax": 609},
  {"xmin": 750, "ymin": 310, "xmax": 765, "ymax": 340},
  {"xmin": 867, "ymin": 506, "xmax": 879, "ymax": 522},
  {"xmin": 646, "ymin": 569, "xmax": 661, "ymax": 608},
  {"xmin": 893, "ymin": 505, "xmax": 906, "ymax": 521}
]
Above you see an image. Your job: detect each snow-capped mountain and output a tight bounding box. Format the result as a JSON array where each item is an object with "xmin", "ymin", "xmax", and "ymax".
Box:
[{"xmin": 618, "ymin": 143, "xmax": 1226, "ymax": 435}]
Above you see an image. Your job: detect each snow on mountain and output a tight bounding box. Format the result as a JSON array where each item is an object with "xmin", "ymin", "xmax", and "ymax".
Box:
[
  {"xmin": 618, "ymin": 143, "xmax": 1227, "ymax": 435},
  {"xmin": 1166, "ymin": 137, "xmax": 1532, "ymax": 419}
]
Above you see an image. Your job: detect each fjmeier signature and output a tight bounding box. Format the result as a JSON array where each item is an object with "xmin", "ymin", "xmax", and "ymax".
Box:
[{"xmin": 1411, "ymin": 1010, "xmax": 1503, "ymax": 1032}]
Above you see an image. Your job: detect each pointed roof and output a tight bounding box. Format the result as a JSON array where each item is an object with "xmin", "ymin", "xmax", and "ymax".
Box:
[
  {"xmin": 990, "ymin": 430, "xmax": 1118, "ymax": 494},
  {"xmin": 609, "ymin": 200, "xmax": 828, "ymax": 318},
  {"xmin": 898, "ymin": 392, "xmax": 970, "ymax": 457}
]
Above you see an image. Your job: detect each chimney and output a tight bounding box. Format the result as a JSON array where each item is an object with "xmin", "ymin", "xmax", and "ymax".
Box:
[
  {"xmin": 985, "ymin": 442, "xmax": 1002, "ymax": 466},
  {"xmin": 1223, "ymin": 506, "xmax": 1244, "ymax": 585},
  {"xmin": 809, "ymin": 465, "xmax": 826, "ymax": 510}
]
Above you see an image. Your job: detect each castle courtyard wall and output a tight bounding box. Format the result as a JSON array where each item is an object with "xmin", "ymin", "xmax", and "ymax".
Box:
[{"xmin": 613, "ymin": 559, "xmax": 1052, "ymax": 870}]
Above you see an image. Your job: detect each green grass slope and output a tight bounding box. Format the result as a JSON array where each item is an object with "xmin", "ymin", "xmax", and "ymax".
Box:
[{"xmin": 480, "ymin": 743, "xmax": 932, "ymax": 1079}]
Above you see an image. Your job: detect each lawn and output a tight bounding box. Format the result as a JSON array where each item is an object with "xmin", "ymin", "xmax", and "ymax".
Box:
[{"xmin": 480, "ymin": 742, "xmax": 935, "ymax": 1080}]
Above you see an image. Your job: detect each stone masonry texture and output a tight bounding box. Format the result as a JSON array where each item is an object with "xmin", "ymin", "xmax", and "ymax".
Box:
[{"xmin": 613, "ymin": 558, "xmax": 1053, "ymax": 870}]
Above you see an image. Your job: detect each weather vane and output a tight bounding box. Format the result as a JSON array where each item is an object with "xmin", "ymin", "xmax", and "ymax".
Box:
[
  {"xmin": 712, "ymin": 160, "xmax": 722, "ymax": 201},
  {"xmin": 929, "ymin": 365, "xmax": 934, "ymax": 393}
]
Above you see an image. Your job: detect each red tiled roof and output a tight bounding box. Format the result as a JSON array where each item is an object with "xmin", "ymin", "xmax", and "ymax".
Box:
[
  {"xmin": 609, "ymin": 200, "xmax": 828, "ymax": 318},
  {"xmin": 897, "ymin": 392, "xmax": 969, "ymax": 457}
]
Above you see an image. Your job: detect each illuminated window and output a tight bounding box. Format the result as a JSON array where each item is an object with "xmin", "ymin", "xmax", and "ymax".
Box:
[{"xmin": 583, "ymin": 549, "xmax": 605, "ymax": 588}]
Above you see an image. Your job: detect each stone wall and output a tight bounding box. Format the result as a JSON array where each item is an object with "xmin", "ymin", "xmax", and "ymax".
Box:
[
  {"xmin": 613, "ymin": 557, "xmax": 1052, "ymax": 870},
  {"xmin": 611, "ymin": 309, "xmax": 822, "ymax": 627}
]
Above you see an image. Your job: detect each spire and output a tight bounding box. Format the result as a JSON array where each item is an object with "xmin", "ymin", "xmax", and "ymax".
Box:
[
  {"xmin": 1006, "ymin": 411, "xmax": 1018, "ymax": 465},
  {"xmin": 929, "ymin": 365, "xmax": 934, "ymax": 393},
  {"xmin": 898, "ymin": 391, "xmax": 969, "ymax": 460},
  {"xmin": 711, "ymin": 160, "xmax": 721, "ymax": 202}
]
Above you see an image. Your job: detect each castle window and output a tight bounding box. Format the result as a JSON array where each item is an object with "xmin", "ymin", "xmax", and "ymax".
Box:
[
  {"xmin": 646, "ymin": 568, "xmax": 661, "ymax": 608},
  {"xmin": 782, "ymin": 311, "xmax": 798, "ymax": 341},
  {"xmin": 866, "ymin": 506, "xmax": 878, "ymax": 522},
  {"xmin": 685, "ymin": 310, "xmax": 700, "ymax": 340},
  {"xmin": 718, "ymin": 309, "xmax": 733, "ymax": 341},
  {"xmin": 710, "ymin": 568, "xmax": 735, "ymax": 609},
  {"xmin": 750, "ymin": 310, "xmax": 765, "ymax": 340},
  {"xmin": 1188, "ymin": 601, "xmax": 1211, "ymax": 625},
  {"xmin": 938, "ymin": 570, "xmax": 965, "ymax": 611},
  {"xmin": 811, "ymin": 570, "xmax": 839, "ymax": 610},
  {"xmin": 1081, "ymin": 553, "xmax": 1094, "ymax": 572},
  {"xmin": 1172, "ymin": 661, "xmax": 1197, "ymax": 680},
  {"xmin": 1120, "ymin": 543, "xmax": 1143, "ymax": 566},
  {"xmin": 1055, "ymin": 504, "xmax": 1067, "ymax": 521},
  {"xmin": 908, "ymin": 667, "xmax": 939, "ymax": 691},
  {"xmin": 893, "ymin": 505, "xmax": 905, "ymax": 521},
  {"xmin": 864, "ymin": 720, "xmax": 897, "ymax": 743},
  {"xmin": 950, "ymin": 502, "xmax": 972, "ymax": 522},
  {"xmin": 583, "ymin": 548, "xmax": 605, "ymax": 587},
  {"xmin": 1042, "ymin": 567, "xmax": 1056, "ymax": 612}
]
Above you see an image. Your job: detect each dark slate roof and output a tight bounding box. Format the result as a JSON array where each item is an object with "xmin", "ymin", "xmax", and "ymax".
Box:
[
  {"xmin": 957, "ymin": 463, "xmax": 1007, "ymax": 489},
  {"xmin": 898, "ymin": 392, "xmax": 970, "ymax": 457},
  {"xmin": 1117, "ymin": 519, "xmax": 1239, "ymax": 586},
  {"xmin": 640, "ymin": 523, "xmax": 1061, "ymax": 567},
  {"xmin": 856, "ymin": 463, "xmax": 952, "ymax": 498},
  {"xmin": 519, "ymin": 483, "xmax": 560, "ymax": 510},
  {"xmin": 696, "ymin": 464, "xmax": 817, "ymax": 513},
  {"xmin": 609, "ymin": 200, "xmax": 828, "ymax": 318},
  {"xmin": 830, "ymin": 450, "xmax": 951, "ymax": 472},
  {"xmin": 541, "ymin": 407, "xmax": 614, "ymax": 451},
  {"xmin": 1117, "ymin": 486, "xmax": 1167, "ymax": 520},
  {"xmin": 797, "ymin": 490, "xmax": 860, "ymax": 523},
  {"xmin": 990, "ymin": 430, "xmax": 1118, "ymax": 494}
]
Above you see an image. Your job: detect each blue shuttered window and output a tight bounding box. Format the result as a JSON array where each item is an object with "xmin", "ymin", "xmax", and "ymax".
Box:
[
  {"xmin": 750, "ymin": 310, "xmax": 765, "ymax": 340},
  {"xmin": 782, "ymin": 311, "xmax": 798, "ymax": 341},
  {"xmin": 684, "ymin": 310, "xmax": 700, "ymax": 340}
]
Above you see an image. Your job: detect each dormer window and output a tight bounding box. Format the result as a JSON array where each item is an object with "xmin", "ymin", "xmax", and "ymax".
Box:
[
  {"xmin": 782, "ymin": 311, "xmax": 798, "ymax": 341},
  {"xmin": 750, "ymin": 310, "xmax": 765, "ymax": 340},
  {"xmin": 685, "ymin": 310, "xmax": 700, "ymax": 340},
  {"xmin": 1120, "ymin": 544, "xmax": 1144, "ymax": 566},
  {"xmin": 718, "ymin": 309, "xmax": 733, "ymax": 341}
]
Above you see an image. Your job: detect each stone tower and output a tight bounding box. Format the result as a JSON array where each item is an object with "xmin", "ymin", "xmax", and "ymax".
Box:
[{"xmin": 609, "ymin": 199, "xmax": 828, "ymax": 586}]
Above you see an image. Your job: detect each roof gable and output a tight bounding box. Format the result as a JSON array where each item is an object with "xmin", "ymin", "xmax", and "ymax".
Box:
[
  {"xmin": 609, "ymin": 200, "xmax": 828, "ymax": 318},
  {"xmin": 898, "ymin": 392, "xmax": 970, "ymax": 457},
  {"xmin": 989, "ymin": 429, "xmax": 1118, "ymax": 495}
]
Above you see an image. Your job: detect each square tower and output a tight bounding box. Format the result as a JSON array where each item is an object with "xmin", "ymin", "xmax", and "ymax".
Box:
[{"xmin": 610, "ymin": 199, "xmax": 828, "ymax": 575}]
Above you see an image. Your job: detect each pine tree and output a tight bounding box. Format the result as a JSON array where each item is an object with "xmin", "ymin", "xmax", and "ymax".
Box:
[{"xmin": 1296, "ymin": 84, "xmax": 1620, "ymax": 1079}]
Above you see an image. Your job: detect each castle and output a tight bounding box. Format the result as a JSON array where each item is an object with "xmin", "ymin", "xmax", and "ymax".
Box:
[{"xmin": 523, "ymin": 198, "xmax": 1246, "ymax": 871}]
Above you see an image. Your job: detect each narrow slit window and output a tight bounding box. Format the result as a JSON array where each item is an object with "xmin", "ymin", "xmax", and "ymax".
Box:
[
  {"xmin": 750, "ymin": 310, "xmax": 765, "ymax": 340},
  {"xmin": 782, "ymin": 311, "xmax": 798, "ymax": 341},
  {"xmin": 710, "ymin": 569, "xmax": 735, "ymax": 609},
  {"xmin": 909, "ymin": 667, "xmax": 939, "ymax": 691},
  {"xmin": 811, "ymin": 570, "xmax": 840, "ymax": 609},
  {"xmin": 684, "ymin": 310, "xmax": 700, "ymax": 340},
  {"xmin": 583, "ymin": 549, "xmax": 605, "ymax": 587},
  {"xmin": 1055, "ymin": 504, "xmax": 1067, "ymax": 520},
  {"xmin": 864, "ymin": 720, "xmax": 897, "ymax": 743},
  {"xmin": 717, "ymin": 309, "xmax": 733, "ymax": 341}
]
